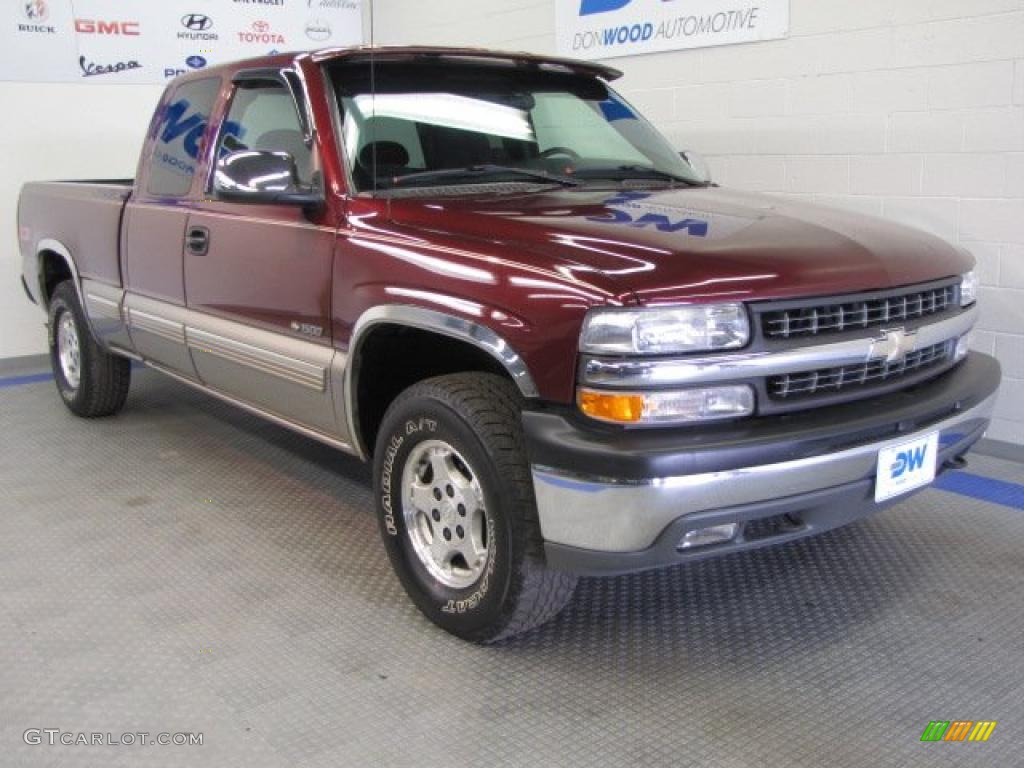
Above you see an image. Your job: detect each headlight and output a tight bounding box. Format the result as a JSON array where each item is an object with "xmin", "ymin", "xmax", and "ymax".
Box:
[
  {"xmin": 580, "ymin": 304, "xmax": 750, "ymax": 355},
  {"xmin": 578, "ymin": 385, "xmax": 755, "ymax": 425},
  {"xmin": 960, "ymin": 270, "xmax": 977, "ymax": 307}
]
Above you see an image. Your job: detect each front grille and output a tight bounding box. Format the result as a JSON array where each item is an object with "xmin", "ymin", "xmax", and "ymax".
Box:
[
  {"xmin": 761, "ymin": 283, "xmax": 957, "ymax": 340},
  {"xmin": 768, "ymin": 340, "xmax": 953, "ymax": 399}
]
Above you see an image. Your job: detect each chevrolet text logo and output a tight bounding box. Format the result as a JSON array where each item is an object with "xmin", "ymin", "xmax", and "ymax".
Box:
[{"xmin": 868, "ymin": 327, "xmax": 918, "ymax": 364}]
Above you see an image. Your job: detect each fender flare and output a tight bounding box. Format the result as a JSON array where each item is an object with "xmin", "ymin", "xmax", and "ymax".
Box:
[
  {"xmin": 35, "ymin": 239, "xmax": 111, "ymax": 347},
  {"xmin": 344, "ymin": 304, "xmax": 539, "ymax": 459}
]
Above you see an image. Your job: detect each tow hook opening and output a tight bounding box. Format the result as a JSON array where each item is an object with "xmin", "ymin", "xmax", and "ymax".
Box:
[{"xmin": 944, "ymin": 455, "xmax": 968, "ymax": 471}]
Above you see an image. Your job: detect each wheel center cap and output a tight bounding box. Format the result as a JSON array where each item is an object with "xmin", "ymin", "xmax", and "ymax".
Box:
[{"xmin": 442, "ymin": 502, "xmax": 457, "ymax": 525}]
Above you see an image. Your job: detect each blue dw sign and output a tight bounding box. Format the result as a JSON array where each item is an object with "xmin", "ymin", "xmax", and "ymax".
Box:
[
  {"xmin": 580, "ymin": 0, "xmax": 632, "ymax": 16},
  {"xmin": 891, "ymin": 444, "xmax": 929, "ymax": 479}
]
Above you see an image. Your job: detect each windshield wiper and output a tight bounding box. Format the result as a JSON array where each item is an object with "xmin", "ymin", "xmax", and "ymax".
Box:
[
  {"xmin": 575, "ymin": 165, "xmax": 705, "ymax": 186},
  {"xmin": 388, "ymin": 164, "xmax": 582, "ymax": 188}
]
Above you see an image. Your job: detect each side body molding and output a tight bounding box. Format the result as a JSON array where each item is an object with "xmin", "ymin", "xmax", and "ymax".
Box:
[{"xmin": 344, "ymin": 304, "xmax": 539, "ymax": 459}]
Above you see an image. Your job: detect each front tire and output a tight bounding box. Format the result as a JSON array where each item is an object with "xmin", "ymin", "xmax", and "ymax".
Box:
[
  {"xmin": 48, "ymin": 280, "xmax": 131, "ymax": 417},
  {"xmin": 373, "ymin": 373, "xmax": 576, "ymax": 643}
]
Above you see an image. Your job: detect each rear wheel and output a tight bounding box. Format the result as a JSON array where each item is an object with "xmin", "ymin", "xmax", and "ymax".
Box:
[
  {"xmin": 48, "ymin": 280, "xmax": 131, "ymax": 417},
  {"xmin": 373, "ymin": 373, "xmax": 577, "ymax": 643}
]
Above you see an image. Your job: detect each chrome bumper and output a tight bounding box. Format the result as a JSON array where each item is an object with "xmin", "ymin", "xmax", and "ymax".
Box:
[{"xmin": 531, "ymin": 391, "xmax": 997, "ymax": 556}]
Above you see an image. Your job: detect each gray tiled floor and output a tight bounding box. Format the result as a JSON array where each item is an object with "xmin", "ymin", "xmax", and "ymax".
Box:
[{"xmin": 1, "ymin": 369, "xmax": 1022, "ymax": 767}]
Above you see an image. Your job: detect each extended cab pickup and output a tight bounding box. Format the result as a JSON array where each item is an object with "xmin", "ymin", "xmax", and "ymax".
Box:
[{"xmin": 18, "ymin": 47, "xmax": 1001, "ymax": 642}]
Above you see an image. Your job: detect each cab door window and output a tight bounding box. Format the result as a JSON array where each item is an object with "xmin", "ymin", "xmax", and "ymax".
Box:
[{"xmin": 216, "ymin": 82, "xmax": 313, "ymax": 185}]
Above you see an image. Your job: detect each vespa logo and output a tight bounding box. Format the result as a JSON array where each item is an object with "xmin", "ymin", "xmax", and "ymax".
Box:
[
  {"xmin": 579, "ymin": 0, "xmax": 632, "ymax": 16},
  {"xmin": 868, "ymin": 327, "xmax": 918, "ymax": 364},
  {"xmin": 890, "ymin": 444, "xmax": 928, "ymax": 480},
  {"xmin": 181, "ymin": 14, "xmax": 213, "ymax": 32}
]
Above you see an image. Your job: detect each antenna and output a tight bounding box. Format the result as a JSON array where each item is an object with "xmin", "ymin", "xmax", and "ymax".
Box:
[{"xmin": 369, "ymin": 0, "xmax": 377, "ymax": 194}]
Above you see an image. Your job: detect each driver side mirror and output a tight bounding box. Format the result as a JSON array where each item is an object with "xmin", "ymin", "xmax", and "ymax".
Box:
[
  {"xmin": 213, "ymin": 150, "xmax": 322, "ymax": 207},
  {"xmin": 679, "ymin": 150, "xmax": 713, "ymax": 185}
]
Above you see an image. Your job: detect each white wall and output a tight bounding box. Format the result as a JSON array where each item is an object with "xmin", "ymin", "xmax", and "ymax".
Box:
[
  {"xmin": 371, "ymin": 0, "xmax": 1024, "ymax": 445},
  {"xmin": 1, "ymin": 81, "xmax": 165, "ymax": 357}
]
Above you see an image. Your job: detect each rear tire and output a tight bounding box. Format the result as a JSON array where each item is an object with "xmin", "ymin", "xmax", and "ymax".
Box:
[
  {"xmin": 48, "ymin": 280, "xmax": 131, "ymax": 418},
  {"xmin": 373, "ymin": 373, "xmax": 576, "ymax": 643}
]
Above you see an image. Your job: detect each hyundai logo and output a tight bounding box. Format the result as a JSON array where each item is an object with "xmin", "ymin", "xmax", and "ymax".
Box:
[{"xmin": 181, "ymin": 14, "xmax": 213, "ymax": 32}]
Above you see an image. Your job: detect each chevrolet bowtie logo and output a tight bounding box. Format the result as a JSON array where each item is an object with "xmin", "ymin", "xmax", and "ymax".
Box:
[{"xmin": 868, "ymin": 327, "xmax": 918, "ymax": 363}]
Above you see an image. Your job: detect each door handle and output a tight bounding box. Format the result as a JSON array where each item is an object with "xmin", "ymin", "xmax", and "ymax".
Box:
[{"xmin": 186, "ymin": 226, "xmax": 210, "ymax": 256}]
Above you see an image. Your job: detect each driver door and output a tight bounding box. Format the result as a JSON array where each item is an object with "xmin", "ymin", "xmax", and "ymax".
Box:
[{"xmin": 184, "ymin": 78, "xmax": 340, "ymax": 436}]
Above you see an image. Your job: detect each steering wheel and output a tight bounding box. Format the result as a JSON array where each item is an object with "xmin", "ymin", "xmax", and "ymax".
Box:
[{"xmin": 539, "ymin": 146, "xmax": 581, "ymax": 160}]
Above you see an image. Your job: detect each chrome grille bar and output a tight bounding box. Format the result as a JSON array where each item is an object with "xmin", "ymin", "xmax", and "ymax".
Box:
[
  {"xmin": 761, "ymin": 283, "xmax": 957, "ymax": 339},
  {"xmin": 768, "ymin": 341, "xmax": 953, "ymax": 399}
]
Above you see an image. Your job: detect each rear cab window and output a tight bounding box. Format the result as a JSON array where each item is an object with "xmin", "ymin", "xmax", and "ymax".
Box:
[{"xmin": 146, "ymin": 77, "xmax": 221, "ymax": 198}]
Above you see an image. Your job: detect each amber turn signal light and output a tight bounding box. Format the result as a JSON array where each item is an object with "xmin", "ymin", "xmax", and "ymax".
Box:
[{"xmin": 577, "ymin": 390, "xmax": 645, "ymax": 424}]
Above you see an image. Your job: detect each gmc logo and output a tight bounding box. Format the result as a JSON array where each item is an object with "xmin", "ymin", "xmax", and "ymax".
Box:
[{"xmin": 75, "ymin": 19, "xmax": 140, "ymax": 35}]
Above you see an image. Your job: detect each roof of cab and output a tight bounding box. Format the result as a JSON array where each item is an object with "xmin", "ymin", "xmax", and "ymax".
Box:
[{"xmin": 170, "ymin": 45, "xmax": 623, "ymax": 86}]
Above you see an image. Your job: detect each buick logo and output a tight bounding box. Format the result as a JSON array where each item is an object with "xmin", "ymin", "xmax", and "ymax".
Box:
[
  {"xmin": 24, "ymin": 0, "xmax": 48, "ymax": 21},
  {"xmin": 182, "ymin": 14, "xmax": 213, "ymax": 32},
  {"xmin": 868, "ymin": 327, "xmax": 918, "ymax": 364}
]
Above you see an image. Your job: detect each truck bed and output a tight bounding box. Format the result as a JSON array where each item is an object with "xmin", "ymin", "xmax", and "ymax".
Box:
[{"xmin": 19, "ymin": 180, "xmax": 133, "ymax": 290}]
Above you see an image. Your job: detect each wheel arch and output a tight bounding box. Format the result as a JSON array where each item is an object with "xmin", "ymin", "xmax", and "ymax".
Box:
[
  {"xmin": 345, "ymin": 305, "xmax": 539, "ymax": 459},
  {"xmin": 36, "ymin": 239, "xmax": 82, "ymax": 306}
]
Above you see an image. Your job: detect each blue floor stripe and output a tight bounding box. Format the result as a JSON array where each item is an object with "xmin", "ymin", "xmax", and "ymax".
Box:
[
  {"xmin": 933, "ymin": 471, "xmax": 1024, "ymax": 511},
  {"xmin": 0, "ymin": 372, "xmax": 53, "ymax": 388}
]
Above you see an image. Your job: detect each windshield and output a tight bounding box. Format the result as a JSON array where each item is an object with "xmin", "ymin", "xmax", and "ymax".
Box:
[{"xmin": 329, "ymin": 61, "xmax": 703, "ymax": 192}]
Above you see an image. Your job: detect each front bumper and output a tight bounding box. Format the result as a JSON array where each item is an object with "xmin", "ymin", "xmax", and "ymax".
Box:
[{"xmin": 525, "ymin": 353, "xmax": 1001, "ymax": 576}]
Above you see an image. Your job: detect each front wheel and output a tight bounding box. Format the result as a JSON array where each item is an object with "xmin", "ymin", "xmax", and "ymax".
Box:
[
  {"xmin": 48, "ymin": 280, "xmax": 131, "ymax": 417},
  {"xmin": 373, "ymin": 373, "xmax": 576, "ymax": 643}
]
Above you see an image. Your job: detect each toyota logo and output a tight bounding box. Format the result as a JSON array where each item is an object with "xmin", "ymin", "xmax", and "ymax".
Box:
[
  {"xmin": 252, "ymin": 20, "xmax": 271, "ymax": 34},
  {"xmin": 181, "ymin": 14, "xmax": 213, "ymax": 32}
]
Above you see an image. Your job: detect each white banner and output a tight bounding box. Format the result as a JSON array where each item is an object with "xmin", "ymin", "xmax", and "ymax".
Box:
[
  {"xmin": 556, "ymin": 0, "xmax": 788, "ymax": 60},
  {"xmin": 1, "ymin": 0, "xmax": 363, "ymax": 84}
]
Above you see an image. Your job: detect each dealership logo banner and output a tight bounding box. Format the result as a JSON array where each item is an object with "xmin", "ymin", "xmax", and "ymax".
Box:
[
  {"xmin": 0, "ymin": 0, "xmax": 364, "ymax": 84},
  {"xmin": 556, "ymin": 0, "xmax": 789, "ymax": 60}
]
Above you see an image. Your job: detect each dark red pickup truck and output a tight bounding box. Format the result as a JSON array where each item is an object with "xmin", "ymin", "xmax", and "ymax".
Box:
[{"xmin": 18, "ymin": 46, "xmax": 1000, "ymax": 641}]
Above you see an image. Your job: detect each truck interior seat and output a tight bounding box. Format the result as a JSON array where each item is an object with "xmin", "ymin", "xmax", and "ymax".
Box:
[{"xmin": 356, "ymin": 141, "xmax": 410, "ymax": 186}]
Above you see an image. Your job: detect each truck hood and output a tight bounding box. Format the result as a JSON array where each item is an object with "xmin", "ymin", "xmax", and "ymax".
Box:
[{"xmin": 384, "ymin": 186, "xmax": 971, "ymax": 305}]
